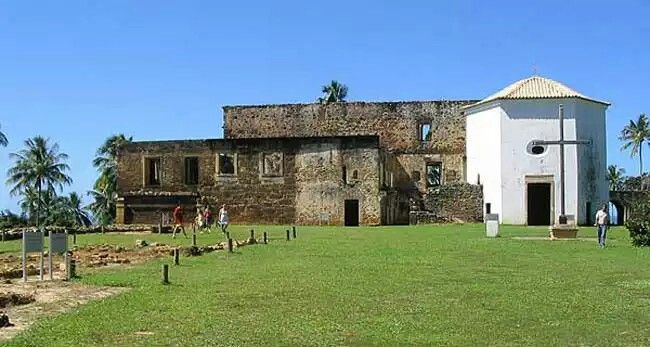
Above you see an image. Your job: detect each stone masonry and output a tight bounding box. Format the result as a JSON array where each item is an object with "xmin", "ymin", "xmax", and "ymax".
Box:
[
  {"xmin": 116, "ymin": 136, "xmax": 382, "ymax": 226},
  {"xmin": 116, "ymin": 99, "xmax": 485, "ymax": 226}
]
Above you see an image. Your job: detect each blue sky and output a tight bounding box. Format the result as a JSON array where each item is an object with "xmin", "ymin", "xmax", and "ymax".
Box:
[{"xmin": 1, "ymin": 0, "xmax": 649, "ymax": 211}]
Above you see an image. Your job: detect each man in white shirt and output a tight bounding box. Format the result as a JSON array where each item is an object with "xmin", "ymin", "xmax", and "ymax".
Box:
[{"xmin": 594, "ymin": 205, "xmax": 609, "ymax": 248}]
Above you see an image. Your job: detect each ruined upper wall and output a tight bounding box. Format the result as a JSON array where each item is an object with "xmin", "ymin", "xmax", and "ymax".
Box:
[{"xmin": 223, "ymin": 100, "xmax": 478, "ymax": 154}]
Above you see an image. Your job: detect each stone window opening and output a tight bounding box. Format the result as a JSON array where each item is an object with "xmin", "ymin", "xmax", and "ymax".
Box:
[
  {"xmin": 261, "ymin": 152, "xmax": 284, "ymax": 177},
  {"xmin": 342, "ymin": 166, "xmax": 347, "ymax": 184},
  {"xmin": 412, "ymin": 170, "xmax": 421, "ymax": 182},
  {"xmin": 426, "ymin": 162, "xmax": 442, "ymax": 187},
  {"xmin": 352, "ymin": 170, "xmax": 358, "ymax": 180},
  {"xmin": 419, "ymin": 122, "xmax": 432, "ymax": 142},
  {"xmin": 144, "ymin": 157, "xmax": 161, "ymax": 186},
  {"xmin": 217, "ymin": 153, "xmax": 236, "ymax": 175},
  {"xmin": 485, "ymin": 203, "xmax": 491, "ymax": 214},
  {"xmin": 184, "ymin": 157, "xmax": 199, "ymax": 185}
]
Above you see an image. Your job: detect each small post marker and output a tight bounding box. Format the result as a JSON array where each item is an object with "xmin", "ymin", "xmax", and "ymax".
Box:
[
  {"xmin": 192, "ymin": 233, "xmax": 197, "ymax": 247},
  {"xmin": 162, "ymin": 264, "xmax": 169, "ymax": 284},
  {"xmin": 69, "ymin": 259, "xmax": 77, "ymax": 279},
  {"xmin": 250, "ymin": 229, "xmax": 255, "ymax": 239},
  {"xmin": 286, "ymin": 229, "xmax": 290, "ymax": 241},
  {"xmin": 173, "ymin": 248, "xmax": 180, "ymax": 265},
  {"xmin": 263, "ymin": 232, "xmax": 268, "ymax": 244},
  {"xmin": 228, "ymin": 238, "xmax": 233, "ymax": 252},
  {"xmin": 72, "ymin": 231, "xmax": 77, "ymax": 245},
  {"xmin": 292, "ymin": 226, "xmax": 297, "ymax": 239}
]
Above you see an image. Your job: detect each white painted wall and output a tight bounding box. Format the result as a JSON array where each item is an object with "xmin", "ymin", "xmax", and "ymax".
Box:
[
  {"xmin": 465, "ymin": 103, "xmax": 502, "ymax": 221},
  {"xmin": 499, "ymin": 99, "xmax": 580, "ymax": 224},
  {"xmin": 467, "ymin": 98, "xmax": 609, "ymax": 225}
]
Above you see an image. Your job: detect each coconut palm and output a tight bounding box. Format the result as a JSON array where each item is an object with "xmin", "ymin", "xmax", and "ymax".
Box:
[
  {"xmin": 0, "ymin": 123, "xmax": 7, "ymax": 147},
  {"xmin": 6, "ymin": 136, "xmax": 72, "ymax": 226},
  {"xmin": 619, "ymin": 114, "xmax": 650, "ymax": 175},
  {"xmin": 606, "ymin": 165, "xmax": 625, "ymax": 191},
  {"xmin": 318, "ymin": 80, "xmax": 348, "ymax": 104},
  {"xmin": 65, "ymin": 192, "xmax": 92, "ymax": 227},
  {"xmin": 89, "ymin": 134, "xmax": 131, "ymax": 225}
]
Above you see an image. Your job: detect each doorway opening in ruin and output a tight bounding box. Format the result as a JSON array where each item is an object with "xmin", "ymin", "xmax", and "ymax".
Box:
[
  {"xmin": 344, "ymin": 200, "xmax": 359, "ymax": 226},
  {"xmin": 527, "ymin": 183, "xmax": 551, "ymax": 225}
]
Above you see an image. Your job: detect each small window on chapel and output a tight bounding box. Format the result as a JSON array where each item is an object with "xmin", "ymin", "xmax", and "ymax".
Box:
[
  {"xmin": 144, "ymin": 157, "xmax": 161, "ymax": 186},
  {"xmin": 184, "ymin": 157, "xmax": 199, "ymax": 185},
  {"xmin": 342, "ymin": 166, "xmax": 347, "ymax": 184},
  {"xmin": 218, "ymin": 153, "xmax": 235, "ymax": 175},
  {"xmin": 419, "ymin": 123, "xmax": 432, "ymax": 141},
  {"xmin": 426, "ymin": 162, "xmax": 442, "ymax": 187},
  {"xmin": 352, "ymin": 170, "xmax": 358, "ymax": 180}
]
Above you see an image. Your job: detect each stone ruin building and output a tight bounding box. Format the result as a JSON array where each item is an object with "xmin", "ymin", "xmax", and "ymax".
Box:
[{"xmin": 116, "ymin": 100, "xmax": 485, "ymax": 226}]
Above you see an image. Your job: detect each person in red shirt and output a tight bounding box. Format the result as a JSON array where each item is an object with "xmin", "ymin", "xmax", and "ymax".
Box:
[{"xmin": 172, "ymin": 202, "xmax": 187, "ymax": 239}]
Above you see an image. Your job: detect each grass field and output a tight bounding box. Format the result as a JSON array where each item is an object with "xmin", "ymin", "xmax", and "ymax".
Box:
[{"xmin": 2, "ymin": 224, "xmax": 650, "ymax": 346}]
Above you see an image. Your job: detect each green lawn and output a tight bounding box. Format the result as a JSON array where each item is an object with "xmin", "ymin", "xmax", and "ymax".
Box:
[{"xmin": 3, "ymin": 224, "xmax": 650, "ymax": 346}]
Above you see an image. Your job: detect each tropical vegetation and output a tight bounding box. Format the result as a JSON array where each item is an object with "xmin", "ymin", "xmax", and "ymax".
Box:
[
  {"xmin": 619, "ymin": 113, "xmax": 650, "ymax": 175},
  {"xmin": 5, "ymin": 136, "xmax": 73, "ymax": 226},
  {"xmin": 606, "ymin": 165, "xmax": 626, "ymax": 191},
  {"xmin": 88, "ymin": 134, "xmax": 132, "ymax": 225},
  {"xmin": 318, "ymin": 80, "xmax": 348, "ymax": 103},
  {"xmin": 0, "ymin": 123, "xmax": 7, "ymax": 147}
]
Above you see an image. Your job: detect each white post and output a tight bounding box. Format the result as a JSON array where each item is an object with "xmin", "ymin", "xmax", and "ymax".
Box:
[{"xmin": 39, "ymin": 228, "xmax": 44, "ymax": 281}]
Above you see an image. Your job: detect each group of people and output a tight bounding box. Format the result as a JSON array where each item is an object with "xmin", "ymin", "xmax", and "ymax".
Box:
[{"xmin": 171, "ymin": 203, "xmax": 230, "ymax": 238}]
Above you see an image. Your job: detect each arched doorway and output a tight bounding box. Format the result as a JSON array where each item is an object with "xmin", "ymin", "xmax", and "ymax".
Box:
[{"xmin": 609, "ymin": 200, "xmax": 625, "ymax": 225}]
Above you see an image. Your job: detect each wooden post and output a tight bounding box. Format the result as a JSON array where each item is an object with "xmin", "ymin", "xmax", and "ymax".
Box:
[
  {"xmin": 162, "ymin": 264, "xmax": 169, "ymax": 284},
  {"xmin": 192, "ymin": 233, "xmax": 197, "ymax": 247},
  {"xmin": 69, "ymin": 259, "xmax": 77, "ymax": 279},
  {"xmin": 72, "ymin": 231, "xmax": 77, "ymax": 245},
  {"xmin": 286, "ymin": 229, "xmax": 290, "ymax": 241},
  {"xmin": 292, "ymin": 226, "xmax": 296, "ymax": 239},
  {"xmin": 228, "ymin": 238, "xmax": 233, "ymax": 252},
  {"xmin": 263, "ymin": 232, "xmax": 268, "ymax": 244},
  {"xmin": 173, "ymin": 248, "xmax": 180, "ymax": 265},
  {"xmin": 250, "ymin": 229, "xmax": 255, "ymax": 239}
]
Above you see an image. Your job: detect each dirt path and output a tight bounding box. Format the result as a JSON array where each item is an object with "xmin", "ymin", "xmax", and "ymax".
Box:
[{"xmin": 0, "ymin": 280, "xmax": 128, "ymax": 342}]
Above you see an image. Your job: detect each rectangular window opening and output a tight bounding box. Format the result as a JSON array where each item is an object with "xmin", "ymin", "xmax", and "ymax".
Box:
[
  {"xmin": 145, "ymin": 157, "xmax": 161, "ymax": 186},
  {"xmin": 184, "ymin": 157, "xmax": 199, "ymax": 185},
  {"xmin": 426, "ymin": 162, "xmax": 442, "ymax": 187},
  {"xmin": 218, "ymin": 153, "xmax": 235, "ymax": 175},
  {"xmin": 485, "ymin": 203, "xmax": 491, "ymax": 214},
  {"xmin": 420, "ymin": 123, "xmax": 432, "ymax": 141}
]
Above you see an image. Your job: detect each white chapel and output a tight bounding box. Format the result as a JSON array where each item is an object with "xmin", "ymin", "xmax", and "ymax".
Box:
[{"xmin": 464, "ymin": 76, "xmax": 610, "ymax": 225}]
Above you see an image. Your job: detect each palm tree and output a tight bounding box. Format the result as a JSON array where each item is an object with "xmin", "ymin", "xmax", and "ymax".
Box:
[
  {"xmin": 318, "ymin": 80, "xmax": 348, "ymax": 104},
  {"xmin": 0, "ymin": 123, "xmax": 7, "ymax": 147},
  {"xmin": 619, "ymin": 114, "xmax": 650, "ymax": 175},
  {"xmin": 87, "ymin": 187, "xmax": 114, "ymax": 226},
  {"xmin": 90, "ymin": 134, "xmax": 131, "ymax": 225},
  {"xmin": 65, "ymin": 192, "xmax": 92, "ymax": 227},
  {"xmin": 606, "ymin": 165, "xmax": 625, "ymax": 191},
  {"xmin": 6, "ymin": 136, "xmax": 73, "ymax": 226}
]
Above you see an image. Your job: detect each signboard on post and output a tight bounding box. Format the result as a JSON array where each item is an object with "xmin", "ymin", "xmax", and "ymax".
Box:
[
  {"xmin": 22, "ymin": 229, "xmax": 45, "ymax": 282},
  {"xmin": 49, "ymin": 231, "xmax": 69, "ymax": 280}
]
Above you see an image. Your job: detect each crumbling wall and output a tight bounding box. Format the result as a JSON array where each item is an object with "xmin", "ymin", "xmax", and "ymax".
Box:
[
  {"xmin": 116, "ymin": 137, "xmax": 381, "ymax": 225},
  {"xmin": 411, "ymin": 183, "xmax": 483, "ymax": 224}
]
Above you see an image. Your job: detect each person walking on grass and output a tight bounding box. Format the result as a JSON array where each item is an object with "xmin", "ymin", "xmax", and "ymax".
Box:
[
  {"xmin": 218, "ymin": 204, "xmax": 229, "ymax": 234},
  {"xmin": 172, "ymin": 202, "xmax": 188, "ymax": 239},
  {"xmin": 203, "ymin": 206, "xmax": 212, "ymax": 232},
  {"xmin": 594, "ymin": 204, "xmax": 609, "ymax": 248}
]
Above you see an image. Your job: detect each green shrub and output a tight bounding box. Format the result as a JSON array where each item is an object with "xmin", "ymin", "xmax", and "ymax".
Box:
[{"xmin": 625, "ymin": 200, "xmax": 650, "ymax": 247}]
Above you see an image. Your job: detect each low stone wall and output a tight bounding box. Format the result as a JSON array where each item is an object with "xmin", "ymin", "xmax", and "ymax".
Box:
[
  {"xmin": 0, "ymin": 224, "xmax": 159, "ymax": 241},
  {"xmin": 411, "ymin": 183, "xmax": 483, "ymax": 224}
]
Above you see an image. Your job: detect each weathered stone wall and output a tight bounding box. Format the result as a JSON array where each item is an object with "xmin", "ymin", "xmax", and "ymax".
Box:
[
  {"xmin": 414, "ymin": 183, "xmax": 483, "ymax": 223},
  {"xmin": 116, "ymin": 136, "xmax": 381, "ymax": 225},
  {"xmin": 224, "ymin": 100, "xmax": 477, "ymax": 154}
]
